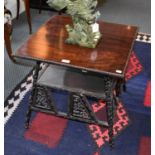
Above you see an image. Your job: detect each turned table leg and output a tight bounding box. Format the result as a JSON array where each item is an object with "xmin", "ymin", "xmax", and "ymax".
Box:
[
  {"xmin": 104, "ymin": 77, "xmax": 116, "ymax": 148},
  {"xmin": 39, "ymin": 0, "xmax": 42, "ymax": 14},
  {"xmin": 24, "ymin": 0, "xmax": 32, "ymax": 34},
  {"xmin": 106, "ymin": 96, "xmax": 115, "ymax": 148},
  {"xmin": 4, "ymin": 23, "xmax": 16, "ymax": 63},
  {"xmin": 25, "ymin": 61, "xmax": 40, "ymax": 129},
  {"xmin": 16, "ymin": 0, "xmax": 20, "ymax": 19}
]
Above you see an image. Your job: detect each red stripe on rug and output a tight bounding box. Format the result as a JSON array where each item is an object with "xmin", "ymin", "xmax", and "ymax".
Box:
[
  {"xmin": 138, "ymin": 137, "xmax": 151, "ymax": 155},
  {"xmin": 144, "ymin": 81, "xmax": 151, "ymax": 107},
  {"xmin": 25, "ymin": 113, "xmax": 68, "ymax": 148},
  {"xmin": 94, "ymin": 152, "xmax": 100, "ymax": 155},
  {"xmin": 93, "ymin": 152, "xmax": 100, "ymax": 155}
]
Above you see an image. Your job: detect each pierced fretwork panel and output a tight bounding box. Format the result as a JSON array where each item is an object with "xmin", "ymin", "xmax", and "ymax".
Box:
[
  {"xmin": 68, "ymin": 93, "xmax": 97, "ymax": 121},
  {"xmin": 33, "ymin": 86, "xmax": 57, "ymax": 113}
]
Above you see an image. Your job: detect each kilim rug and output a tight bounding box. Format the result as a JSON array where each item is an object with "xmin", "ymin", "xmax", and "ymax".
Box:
[{"xmin": 4, "ymin": 33, "xmax": 151, "ymax": 155}]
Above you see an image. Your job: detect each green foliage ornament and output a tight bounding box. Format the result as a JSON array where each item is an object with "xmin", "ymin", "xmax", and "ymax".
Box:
[{"xmin": 47, "ymin": 0, "xmax": 102, "ymax": 48}]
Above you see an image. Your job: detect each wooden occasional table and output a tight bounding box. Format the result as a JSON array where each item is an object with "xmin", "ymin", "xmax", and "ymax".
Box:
[{"xmin": 14, "ymin": 15, "xmax": 138, "ymax": 147}]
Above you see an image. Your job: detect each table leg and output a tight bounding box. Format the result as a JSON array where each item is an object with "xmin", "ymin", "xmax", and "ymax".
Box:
[
  {"xmin": 4, "ymin": 23, "xmax": 16, "ymax": 63},
  {"xmin": 39, "ymin": 0, "xmax": 42, "ymax": 14},
  {"xmin": 105, "ymin": 77, "xmax": 115, "ymax": 148},
  {"xmin": 25, "ymin": 61, "xmax": 40, "ymax": 129},
  {"xmin": 24, "ymin": 0, "xmax": 32, "ymax": 34},
  {"xmin": 16, "ymin": 0, "xmax": 20, "ymax": 19},
  {"xmin": 115, "ymin": 78, "xmax": 126, "ymax": 97},
  {"xmin": 107, "ymin": 97, "xmax": 115, "ymax": 148}
]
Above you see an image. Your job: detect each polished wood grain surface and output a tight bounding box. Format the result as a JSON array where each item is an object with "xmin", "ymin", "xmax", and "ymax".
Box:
[{"xmin": 15, "ymin": 15, "xmax": 138, "ymax": 77}]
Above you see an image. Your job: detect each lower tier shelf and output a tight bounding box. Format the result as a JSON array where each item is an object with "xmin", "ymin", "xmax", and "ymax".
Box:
[{"xmin": 37, "ymin": 64, "xmax": 115, "ymax": 99}]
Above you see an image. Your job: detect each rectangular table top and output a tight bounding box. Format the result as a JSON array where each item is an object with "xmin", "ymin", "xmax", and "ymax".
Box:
[{"xmin": 14, "ymin": 15, "xmax": 138, "ymax": 78}]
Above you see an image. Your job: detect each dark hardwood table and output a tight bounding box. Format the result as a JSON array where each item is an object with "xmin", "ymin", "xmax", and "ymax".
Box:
[{"xmin": 14, "ymin": 15, "xmax": 138, "ymax": 147}]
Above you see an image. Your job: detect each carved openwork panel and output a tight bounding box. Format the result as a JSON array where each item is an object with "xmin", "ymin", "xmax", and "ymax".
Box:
[{"xmin": 34, "ymin": 86, "xmax": 57, "ymax": 113}]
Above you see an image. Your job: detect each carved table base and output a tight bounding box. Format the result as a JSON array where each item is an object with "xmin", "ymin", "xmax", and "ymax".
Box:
[{"xmin": 25, "ymin": 61, "xmax": 123, "ymax": 148}]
